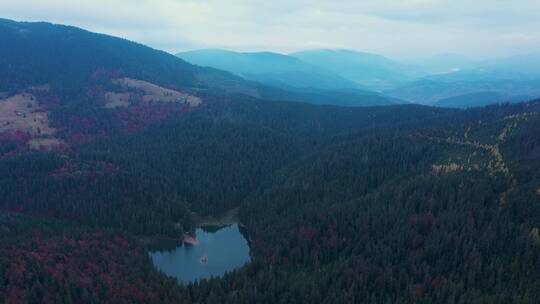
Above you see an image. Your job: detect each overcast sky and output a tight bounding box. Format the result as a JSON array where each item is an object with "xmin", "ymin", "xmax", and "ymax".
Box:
[{"xmin": 2, "ymin": 0, "xmax": 540, "ymax": 59}]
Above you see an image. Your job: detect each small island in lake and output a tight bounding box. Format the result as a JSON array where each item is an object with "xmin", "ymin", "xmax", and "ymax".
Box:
[{"xmin": 200, "ymin": 254, "xmax": 208, "ymax": 264}]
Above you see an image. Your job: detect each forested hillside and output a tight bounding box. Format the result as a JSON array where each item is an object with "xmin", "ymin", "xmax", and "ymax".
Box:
[
  {"xmin": 2, "ymin": 97, "xmax": 540, "ymax": 303},
  {"xmin": 2, "ymin": 19, "xmax": 540, "ymax": 304},
  {"xmin": 0, "ymin": 17, "xmax": 397, "ymax": 145}
]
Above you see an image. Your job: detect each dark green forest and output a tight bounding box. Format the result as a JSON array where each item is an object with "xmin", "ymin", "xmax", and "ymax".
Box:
[
  {"xmin": 1, "ymin": 19, "xmax": 540, "ymax": 303},
  {"xmin": 3, "ymin": 98, "xmax": 540, "ymax": 303}
]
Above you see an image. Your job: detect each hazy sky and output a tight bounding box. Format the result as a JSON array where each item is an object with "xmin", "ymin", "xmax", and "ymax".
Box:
[{"xmin": 2, "ymin": 0, "xmax": 540, "ymax": 58}]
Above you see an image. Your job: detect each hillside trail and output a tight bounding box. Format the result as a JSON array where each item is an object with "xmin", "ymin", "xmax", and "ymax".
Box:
[{"xmin": 427, "ymin": 112, "xmax": 539, "ymax": 206}]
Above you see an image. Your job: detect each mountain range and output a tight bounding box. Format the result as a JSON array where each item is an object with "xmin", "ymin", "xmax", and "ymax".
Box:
[
  {"xmin": 178, "ymin": 48, "xmax": 540, "ymax": 107},
  {"xmin": 178, "ymin": 49, "xmax": 358, "ymax": 90},
  {"xmin": 177, "ymin": 49, "xmax": 401, "ymax": 106}
]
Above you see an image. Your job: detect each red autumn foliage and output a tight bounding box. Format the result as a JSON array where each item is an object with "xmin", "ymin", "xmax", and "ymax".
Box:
[{"xmin": 0, "ymin": 231, "xmax": 179, "ymax": 303}]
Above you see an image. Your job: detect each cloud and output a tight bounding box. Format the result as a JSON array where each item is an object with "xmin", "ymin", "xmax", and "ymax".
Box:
[{"xmin": 1, "ymin": 0, "xmax": 540, "ymax": 58}]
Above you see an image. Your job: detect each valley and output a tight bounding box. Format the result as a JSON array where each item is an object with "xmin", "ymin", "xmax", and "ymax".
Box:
[{"xmin": 180, "ymin": 49, "xmax": 540, "ymax": 108}]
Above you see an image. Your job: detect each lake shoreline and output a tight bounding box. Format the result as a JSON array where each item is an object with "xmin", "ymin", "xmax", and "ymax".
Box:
[
  {"xmin": 149, "ymin": 223, "xmax": 251, "ymax": 284},
  {"xmin": 139, "ymin": 207, "xmax": 244, "ymax": 247},
  {"xmin": 191, "ymin": 207, "xmax": 240, "ymax": 228}
]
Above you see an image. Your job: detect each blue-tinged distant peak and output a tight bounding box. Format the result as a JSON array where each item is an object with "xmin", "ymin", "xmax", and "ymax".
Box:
[{"xmin": 177, "ymin": 49, "xmax": 360, "ymax": 90}]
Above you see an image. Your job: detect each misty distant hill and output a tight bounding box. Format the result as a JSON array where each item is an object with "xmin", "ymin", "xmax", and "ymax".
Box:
[
  {"xmin": 405, "ymin": 53, "xmax": 478, "ymax": 74},
  {"xmin": 385, "ymin": 67, "xmax": 540, "ymax": 106},
  {"xmin": 177, "ymin": 49, "xmax": 401, "ymax": 106},
  {"xmin": 290, "ymin": 49, "xmax": 426, "ymax": 91},
  {"xmin": 178, "ymin": 48, "xmax": 540, "ymax": 108},
  {"xmin": 433, "ymin": 92, "xmax": 513, "ymax": 108},
  {"xmin": 177, "ymin": 49, "xmax": 358, "ymax": 90},
  {"xmin": 290, "ymin": 50, "xmax": 540, "ymax": 107}
]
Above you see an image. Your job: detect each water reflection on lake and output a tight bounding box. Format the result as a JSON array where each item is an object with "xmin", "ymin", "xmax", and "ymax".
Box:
[{"xmin": 149, "ymin": 224, "xmax": 250, "ymax": 284}]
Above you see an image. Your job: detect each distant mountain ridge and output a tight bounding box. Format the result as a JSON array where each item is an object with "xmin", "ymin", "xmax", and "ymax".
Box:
[
  {"xmin": 0, "ymin": 18, "xmax": 403, "ymax": 153},
  {"xmin": 2, "ymin": 18, "xmax": 538, "ymax": 112},
  {"xmin": 177, "ymin": 48, "xmax": 401, "ymax": 106},
  {"xmin": 290, "ymin": 49, "xmax": 427, "ymax": 91},
  {"xmin": 385, "ymin": 68, "xmax": 540, "ymax": 105},
  {"xmin": 179, "ymin": 47, "xmax": 540, "ymax": 108},
  {"xmin": 0, "ymin": 19, "xmax": 401, "ymax": 105},
  {"xmin": 433, "ymin": 92, "xmax": 515, "ymax": 108},
  {"xmin": 292, "ymin": 50, "xmax": 540, "ymax": 106},
  {"xmin": 177, "ymin": 49, "xmax": 358, "ymax": 90}
]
